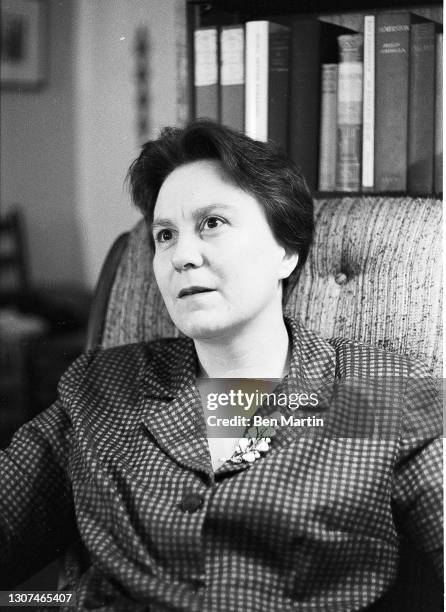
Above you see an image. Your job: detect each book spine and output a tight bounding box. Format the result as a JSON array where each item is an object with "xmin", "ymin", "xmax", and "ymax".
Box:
[
  {"xmin": 408, "ymin": 21, "xmax": 436, "ymax": 194},
  {"xmin": 362, "ymin": 15, "xmax": 375, "ymax": 190},
  {"xmin": 288, "ymin": 21, "xmax": 321, "ymax": 191},
  {"xmin": 194, "ymin": 27, "xmax": 219, "ymax": 121},
  {"xmin": 220, "ymin": 25, "xmax": 245, "ymax": 132},
  {"xmin": 374, "ymin": 13, "xmax": 411, "ymax": 191},
  {"xmin": 434, "ymin": 32, "xmax": 443, "ymax": 194},
  {"xmin": 336, "ymin": 34, "xmax": 363, "ymax": 192},
  {"xmin": 267, "ymin": 24, "xmax": 291, "ymax": 152},
  {"xmin": 318, "ymin": 64, "xmax": 338, "ymax": 191},
  {"xmin": 245, "ymin": 21, "xmax": 269, "ymax": 141}
]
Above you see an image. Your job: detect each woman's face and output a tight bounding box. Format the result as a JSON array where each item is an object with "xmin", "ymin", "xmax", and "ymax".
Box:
[{"xmin": 152, "ymin": 160, "xmax": 298, "ymax": 340}]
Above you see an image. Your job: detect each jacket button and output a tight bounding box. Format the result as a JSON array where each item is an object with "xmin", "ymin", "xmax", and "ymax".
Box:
[
  {"xmin": 178, "ymin": 492, "xmax": 204, "ymax": 513},
  {"xmin": 335, "ymin": 272, "xmax": 348, "ymax": 285}
]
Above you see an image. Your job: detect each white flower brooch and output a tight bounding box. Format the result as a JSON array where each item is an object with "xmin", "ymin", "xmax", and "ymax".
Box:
[{"xmin": 227, "ymin": 423, "xmax": 277, "ymax": 465}]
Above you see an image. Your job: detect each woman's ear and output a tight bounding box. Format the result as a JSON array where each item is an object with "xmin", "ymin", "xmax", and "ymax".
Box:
[{"xmin": 278, "ymin": 250, "xmax": 299, "ymax": 280}]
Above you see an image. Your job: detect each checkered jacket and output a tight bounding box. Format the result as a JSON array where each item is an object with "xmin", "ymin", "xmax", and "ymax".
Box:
[{"xmin": 0, "ymin": 317, "xmax": 442, "ymax": 611}]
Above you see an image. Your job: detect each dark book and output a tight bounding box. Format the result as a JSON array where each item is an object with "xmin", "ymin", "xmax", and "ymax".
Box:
[
  {"xmin": 374, "ymin": 12, "xmax": 422, "ymax": 192},
  {"xmin": 434, "ymin": 32, "xmax": 443, "ymax": 194},
  {"xmin": 289, "ymin": 19, "xmax": 353, "ymax": 191},
  {"xmin": 245, "ymin": 21, "xmax": 290, "ymax": 152},
  {"xmin": 220, "ymin": 25, "xmax": 245, "ymax": 132},
  {"xmin": 194, "ymin": 26, "xmax": 219, "ymax": 121},
  {"xmin": 408, "ymin": 20, "xmax": 437, "ymax": 194}
]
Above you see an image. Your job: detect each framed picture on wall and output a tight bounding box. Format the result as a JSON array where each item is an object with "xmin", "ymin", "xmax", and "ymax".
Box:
[{"xmin": 0, "ymin": 0, "xmax": 47, "ymax": 90}]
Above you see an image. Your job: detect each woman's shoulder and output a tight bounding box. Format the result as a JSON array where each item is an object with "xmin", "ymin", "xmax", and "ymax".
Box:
[
  {"xmin": 323, "ymin": 335, "xmax": 441, "ymax": 441},
  {"xmin": 287, "ymin": 315, "xmax": 434, "ymax": 379},
  {"xmin": 327, "ymin": 335, "xmax": 433, "ymax": 379},
  {"xmin": 58, "ymin": 337, "xmax": 193, "ymax": 396}
]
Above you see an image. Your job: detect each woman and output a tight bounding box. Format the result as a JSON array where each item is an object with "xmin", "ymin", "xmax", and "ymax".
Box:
[{"xmin": 0, "ymin": 121, "xmax": 442, "ymax": 611}]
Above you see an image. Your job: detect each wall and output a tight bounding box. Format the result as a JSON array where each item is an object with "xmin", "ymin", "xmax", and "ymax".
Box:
[
  {"xmin": 73, "ymin": 0, "xmax": 187, "ymax": 287},
  {"xmin": 1, "ymin": 0, "xmax": 187, "ymax": 289},
  {"xmin": 1, "ymin": 0, "xmax": 86, "ymax": 287}
]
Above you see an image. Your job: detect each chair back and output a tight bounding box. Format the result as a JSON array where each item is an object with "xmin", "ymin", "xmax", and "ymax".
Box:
[
  {"xmin": 92, "ymin": 196, "xmax": 442, "ymax": 376},
  {"xmin": 0, "ymin": 207, "xmax": 29, "ymax": 301}
]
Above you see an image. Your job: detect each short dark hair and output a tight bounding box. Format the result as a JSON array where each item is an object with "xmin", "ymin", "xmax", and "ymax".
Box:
[{"xmin": 127, "ymin": 120, "xmax": 314, "ymax": 274}]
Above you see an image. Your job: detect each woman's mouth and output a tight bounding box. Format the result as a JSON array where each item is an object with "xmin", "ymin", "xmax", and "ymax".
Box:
[{"xmin": 178, "ymin": 286, "xmax": 215, "ymax": 298}]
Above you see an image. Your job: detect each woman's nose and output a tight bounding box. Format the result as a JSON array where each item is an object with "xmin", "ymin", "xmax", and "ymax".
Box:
[{"xmin": 171, "ymin": 234, "xmax": 204, "ymax": 271}]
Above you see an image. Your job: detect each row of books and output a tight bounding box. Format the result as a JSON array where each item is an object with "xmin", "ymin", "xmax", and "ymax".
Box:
[{"xmin": 193, "ymin": 14, "xmax": 442, "ymax": 194}]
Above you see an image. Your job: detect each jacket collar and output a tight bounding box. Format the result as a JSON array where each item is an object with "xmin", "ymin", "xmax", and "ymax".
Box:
[
  {"xmin": 283, "ymin": 315, "xmax": 336, "ymax": 390},
  {"xmin": 141, "ymin": 316, "xmax": 336, "ymax": 397},
  {"xmin": 140, "ymin": 316, "xmax": 336, "ymax": 481}
]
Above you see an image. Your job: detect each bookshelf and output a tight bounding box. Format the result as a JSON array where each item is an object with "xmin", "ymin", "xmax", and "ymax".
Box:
[{"xmin": 185, "ymin": 0, "xmax": 443, "ymax": 197}]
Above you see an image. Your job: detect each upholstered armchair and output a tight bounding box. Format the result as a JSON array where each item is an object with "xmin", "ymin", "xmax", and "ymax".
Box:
[{"xmin": 71, "ymin": 195, "xmax": 441, "ymax": 610}]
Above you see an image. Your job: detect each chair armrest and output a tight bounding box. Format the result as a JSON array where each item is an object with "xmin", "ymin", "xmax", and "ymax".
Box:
[{"xmin": 85, "ymin": 233, "xmax": 130, "ymax": 351}]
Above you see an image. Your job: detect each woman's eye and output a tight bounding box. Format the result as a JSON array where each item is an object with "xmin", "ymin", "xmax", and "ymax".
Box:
[
  {"xmin": 202, "ymin": 216, "xmax": 224, "ymax": 231},
  {"xmin": 155, "ymin": 229, "xmax": 173, "ymax": 243}
]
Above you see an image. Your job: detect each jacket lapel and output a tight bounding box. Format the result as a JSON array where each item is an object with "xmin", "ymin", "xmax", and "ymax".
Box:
[
  {"xmin": 255, "ymin": 317, "xmax": 336, "ymax": 456},
  {"xmin": 214, "ymin": 317, "xmax": 336, "ymax": 477},
  {"xmin": 139, "ymin": 317, "xmax": 336, "ymax": 481},
  {"xmin": 140, "ymin": 338, "xmax": 213, "ymax": 480}
]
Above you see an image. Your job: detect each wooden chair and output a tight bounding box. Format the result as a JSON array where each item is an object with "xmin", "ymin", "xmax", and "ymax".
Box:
[
  {"xmin": 0, "ymin": 207, "xmax": 29, "ymax": 301},
  {"xmin": 0, "ymin": 207, "xmax": 91, "ymax": 445},
  {"xmin": 0, "ymin": 208, "xmax": 46, "ymax": 442}
]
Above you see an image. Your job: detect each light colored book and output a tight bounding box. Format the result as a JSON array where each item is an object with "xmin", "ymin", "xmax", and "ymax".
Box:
[
  {"xmin": 245, "ymin": 20, "xmax": 290, "ymax": 151},
  {"xmin": 362, "ymin": 15, "xmax": 375, "ymax": 190},
  {"xmin": 194, "ymin": 26, "xmax": 219, "ymax": 121},
  {"xmin": 336, "ymin": 33, "xmax": 363, "ymax": 191}
]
